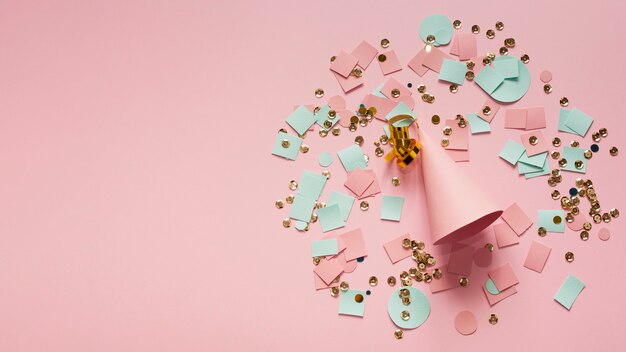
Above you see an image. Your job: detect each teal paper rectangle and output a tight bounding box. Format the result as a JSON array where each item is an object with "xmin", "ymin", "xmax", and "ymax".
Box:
[
  {"xmin": 327, "ymin": 191, "xmax": 355, "ymax": 221},
  {"xmin": 467, "ymin": 113, "xmax": 491, "ymax": 134},
  {"xmin": 381, "ymin": 195, "xmax": 404, "ymax": 221},
  {"xmin": 538, "ymin": 209, "xmax": 565, "ymax": 233},
  {"xmin": 554, "ymin": 275, "xmax": 585, "ymax": 310},
  {"xmin": 271, "ymin": 132, "xmax": 302, "ymax": 161},
  {"xmin": 438, "ymin": 59, "xmax": 467, "ymax": 85},
  {"xmin": 499, "ymin": 140, "xmax": 525, "ymax": 165},
  {"xmin": 311, "ymin": 239, "xmax": 339, "ymax": 257}
]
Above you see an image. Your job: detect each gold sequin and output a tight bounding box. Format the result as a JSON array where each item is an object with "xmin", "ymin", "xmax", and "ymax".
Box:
[
  {"xmin": 580, "ymin": 231, "xmax": 589, "ymax": 241},
  {"xmin": 281, "ymin": 139, "xmax": 290, "ymax": 148},
  {"xmin": 381, "ymin": 38, "xmax": 390, "ymax": 48},
  {"xmin": 486, "ymin": 29, "xmax": 495, "ymax": 39},
  {"xmin": 286, "ymin": 194, "xmax": 294, "ymax": 204},
  {"xmin": 609, "ymin": 146, "xmax": 619, "ymax": 156},
  {"xmin": 495, "ymin": 21, "xmax": 504, "ymax": 30},
  {"xmin": 611, "ymin": 208, "xmax": 620, "ymax": 218},
  {"xmin": 351, "ymin": 67, "xmax": 362, "ymax": 78},
  {"xmin": 538, "ymin": 227, "xmax": 547, "ymax": 237},
  {"xmin": 375, "ymin": 147, "xmax": 384, "ymax": 157},
  {"xmin": 552, "ymin": 137, "xmax": 561, "ymax": 147},
  {"xmin": 313, "ymin": 256, "xmax": 321, "ymax": 265},
  {"xmin": 453, "ymin": 19, "xmax": 462, "ymax": 29},
  {"xmin": 602, "ymin": 213, "xmax": 611, "ymax": 223},
  {"xmin": 431, "ymin": 115, "xmax": 441, "ymax": 125},
  {"xmin": 369, "ymin": 276, "xmax": 378, "ymax": 286},
  {"xmin": 483, "ymin": 57, "xmax": 492, "ymax": 66},
  {"xmin": 329, "ymin": 56, "xmax": 336, "ymax": 63},
  {"xmin": 544, "ymin": 84, "xmax": 552, "ymax": 94},
  {"xmin": 275, "ymin": 200, "xmax": 284, "ymax": 209},
  {"xmin": 551, "ymin": 151, "xmax": 561, "ymax": 159},
  {"xmin": 443, "ymin": 126, "xmax": 453, "ymax": 136},
  {"xmin": 449, "ymin": 84, "xmax": 459, "ymax": 93},
  {"xmin": 391, "ymin": 88, "xmax": 401, "ymax": 98},
  {"xmin": 559, "ymin": 158, "xmax": 567, "ymax": 167},
  {"xmin": 593, "ymin": 213, "xmax": 602, "ymax": 224},
  {"xmin": 521, "ymin": 54, "xmax": 530, "ymax": 64},
  {"xmin": 289, "ymin": 180, "xmax": 298, "ymax": 191},
  {"xmin": 565, "ymin": 251, "xmax": 574, "ymax": 263},
  {"xmin": 300, "ymin": 144, "xmax": 309, "ymax": 153},
  {"xmin": 499, "ymin": 46, "xmax": 509, "ymax": 56},
  {"xmin": 330, "ymin": 286, "xmax": 339, "ymax": 297},
  {"xmin": 599, "ymin": 128, "xmax": 608, "ymax": 137},
  {"xmin": 459, "ymin": 277, "xmax": 469, "ymax": 287},
  {"xmin": 392, "ymin": 177, "xmax": 400, "ymax": 187},
  {"xmin": 321, "ymin": 170, "xmax": 331, "ymax": 179},
  {"xmin": 360, "ymin": 201, "xmax": 369, "ymax": 211},
  {"xmin": 574, "ymin": 160, "xmax": 583, "ymax": 169},
  {"xmin": 417, "ymin": 84, "xmax": 427, "ymax": 93},
  {"xmin": 485, "ymin": 243, "xmax": 494, "ymax": 252},
  {"xmin": 394, "ymin": 329, "xmax": 403, "ymax": 339},
  {"xmin": 282, "ymin": 218, "xmax": 291, "ymax": 228},
  {"xmin": 570, "ymin": 140, "xmax": 579, "ymax": 147},
  {"xmin": 584, "ymin": 150, "xmax": 592, "ymax": 159},
  {"xmin": 504, "ymin": 38, "xmax": 516, "ymax": 48},
  {"xmin": 553, "ymin": 215, "xmax": 562, "ymax": 225},
  {"xmin": 315, "ymin": 88, "xmax": 324, "ymax": 98},
  {"xmin": 529, "ymin": 136, "xmax": 538, "ymax": 145},
  {"xmin": 401, "ymin": 310, "xmax": 411, "ymax": 321},
  {"xmin": 331, "ymin": 127, "xmax": 341, "ymax": 136},
  {"xmin": 354, "ymin": 293, "xmax": 364, "ymax": 303},
  {"xmin": 471, "ymin": 25, "xmax": 480, "ymax": 34},
  {"xmin": 319, "ymin": 129, "xmax": 328, "ymax": 138},
  {"xmin": 387, "ymin": 276, "xmax": 397, "ymax": 286},
  {"xmin": 489, "ymin": 314, "xmax": 499, "ymax": 325},
  {"xmin": 466, "ymin": 61, "xmax": 475, "ymax": 70},
  {"xmin": 465, "ymin": 71, "xmax": 475, "ymax": 80},
  {"xmin": 340, "ymin": 281, "xmax": 349, "ymax": 292},
  {"xmin": 592, "ymin": 132, "xmax": 601, "ymax": 142},
  {"xmin": 426, "ymin": 34, "xmax": 436, "ymax": 44},
  {"xmin": 323, "ymin": 120, "xmax": 332, "ymax": 129},
  {"xmin": 441, "ymin": 138, "xmax": 449, "ymax": 147},
  {"xmin": 482, "ymin": 106, "xmax": 492, "ymax": 116},
  {"xmin": 560, "ymin": 97, "xmax": 569, "ymax": 107},
  {"xmin": 354, "ymin": 135, "xmax": 364, "ymax": 146},
  {"xmin": 378, "ymin": 54, "xmax": 387, "ymax": 62},
  {"xmin": 433, "ymin": 268, "xmax": 442, "ymax": 279}
]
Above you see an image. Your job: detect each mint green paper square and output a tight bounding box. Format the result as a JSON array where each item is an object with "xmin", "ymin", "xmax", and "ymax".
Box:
[
  {"xmin": 381, "ymin": 195, "xmax": 404, "ymax": 221},
  {"xmin": 271, "ymin": 132, "xmax": 302, "ymax": 161},
  {"xmin": 317, "ymin": 204, "xmax": 345, "ymax": 232},
  {"xmin": 564, "ymin": 108, "xmax": 593, "ymax": 137},
  {"xmin": 524, "ymin": 157, "xmax": 550, "ymax": 179},
  {"xmin": 327, "ymin": 191, "xmax": 355, "ymax": 221},
  {"xmin": 561, "ymin": 147, "xmax": 586, "ymax": 173},
  {"xmin": 518, "ymin": 151, "xmax": 548, "ymax": 168},
  {"xmin": 311, "ymin": 239, "xmax": 339, "ymax": 257},
  {"xmin": 518, "ymin": 152, "xmax": 547, "ymax": 175},
  {"xmin": 554, "ymin": 275, "xmax": 585, "ymax": 310},
  {"xmin": 289, "ymin": 193, "xmax": 316, "ymax": 222},
  {"xmin": 286, "ymin": 105, "xmax": 316, "ymax": 135},
  {"xmin": 475, "ymin": 66, "xmax": 505, "ymax": 94},
  {"xmin": 438, "ymin": 59, "xmax": 466, "ymax": 85},
  {"xmin": 315, "ymin": 105, "xmax": 340, "ymax": 128},
  {"xmin": 493, "ymin": 56, "xmax": 519, "ymax": 79},
  {"xmin": 538, "ymin": 209, "xmax": 565, "ymax": 233},
  {"xmin": 468, "ymin": 113, "xmax": 491, "ymax": 134},
  {"xmin": 558, "ymin": 108, "xmax": 576, "ymax": 134},
  {"xmin": 298, "ymin": 171, "xmax": 327, "ymax": 199},
  {"xmin": 337, "ymin": 144, "xmax": 367, "ymax": 172},
  {"xmin": 385, "ymin": 101, "xmax": 415, "ymax": 127},
  {"xmin": 339, "ymin": 289, "xmax": 367, "ymax": 317},
  {"xmin": 499, "ymin": 140, "xmax": 525, "ymax": 165}
]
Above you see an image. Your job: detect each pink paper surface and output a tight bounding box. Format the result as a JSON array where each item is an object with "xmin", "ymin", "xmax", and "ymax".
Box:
[
  {"xmin": 525, "ymin": 107, "xmax": 546, "ymax": 130},
  {"xmin": 351, "ymin": 40, "xmax": 378, "ymax": 70},
  {"xmin": 483, "ymin": 281, "xmax": 518, "ymax": 306},
  {"xmin": 566, "ymin": 212, "xmax": 588, "ymax": 231},
  {"xmin": 383, "ymin": 233, "xmax": 413, "ymax": 263},
  {"xmin": 330, "ymin": 50, "xmax": 358, "ymax": 78},
  {"xmin": 520, "ymin": 131, "xmax": 548, "ymax": 156},
  {"xmin": 344, "ymin": 169, "xmax": 374, "ymax": 197},
  {"xmin": 504, "ymin": 108, "xmax": 527, "ymax": 129},
  {"xmin": 380, "ymin": 77, "xmax": 412, "ymax": 100},
  {"xmin": 494, "ymin": 222, "xmax": 519, "ymax": 248},
  {"xmin": 314, "ymin": 257, "xmax": 345, "ymax": 285},
  {"xmin": 330, "ymin": 251, "xmax": 358, "ymax": 273},
  {"xmin": 378, "ymin": 50, "xmax": 402, "ymax": 75},
  {"xmin": 339, "ymin": 228, "xmax": 367, "ymax": 260},
  {"xmin": 407, "ymin": 49, "xmax": 430, "ymax": 76},
  {"xmin": 362, "ymin": 93, "xmax": 399, "ymax": 121},
  {"xmin": 314, "ymin": 271, "xmax": 337, "ymax": 290},
  {"xmin": 478, "ymin": 98, "xmax": 501, "ymax": 123},
  {"xmin": 489, "ymin": 263, "xmax": 519, "ymax": 291},
  {"xmin": 422, "ymin": 46, "xmax": 453, "ymax": 72},
  {"xmin": 447, "ymin": 243, "xmax": 475, "ymax": 276},
  {"xmin": 523, "ymin": 240, "xmax": 551, "ymax": 273},
  {"xmin": 501, "ymin": 203, "xmax": 533, "ymax": 235}
]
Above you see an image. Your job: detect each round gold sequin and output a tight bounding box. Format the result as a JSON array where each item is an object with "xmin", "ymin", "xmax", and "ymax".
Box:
[
  {"xmin": 369, "ymin": 276, "xmax": 378, "ymax": 286},
  {"xmin": 453, "ymin": 19, "xmax": 462, "ymax": 29},
  {"xmin": 574, "ymin": 160, "xmax": 583, "ymax": 169},
  {"xmin": 552, "ymin": 137, "xmax": 561, "ymax": 147},
  {"xmin": 340, "ymin": 281, "xmax": 349, "ymax": 292},
  {"xmin": 380, "ymin": 134, "xmax": 389, "ymax": 145},
  {"xmin": 401, "ymin": 238, "xmax": 411, "ymax": 249},
  {"xmin": 329, "ymin": 56, "xmax": 336, "ymax": 63},
  {"xmin": 487, "ymin": 52, "xmax": 496, "ymax": 61},
  {"xmin": 321, "ymin": 170, "xmax": 331, "ymax": 179},
  {"xmin": 521, "ymin": 54, "xmax": 530, "ymax": 64},
  {"xmin": 466, "ymin": 61, "xmax": 475, "ymax": 70},
  {"xmin": 351, "ymin": 67, "xmax": 363, "ymax": 77},
  {"xmin": 443, "ymin": 126, "xmax": 453, "ymax": 136},
  {"xmin": 580, "ymin": 231, "xmax": 589, "ymax": 241},
  {"xmin": 483, "ymin": 57, "xmax": 491, "ymax": 66},
  {"xmin": 482, "ymin": 106, "xmax": 492, "ymax": 116},
  {"xmin": 611, "ymin": 208, "xmax": 620, "ymax": 218},
  {"xmin": 441, "ymin": 138, "xmax": 449, "ymax": 147},
  {"xmin": 560, "ymin": 97, "xmax": 569, "ymax": 107},
  {"xmin": 565, "ymin": 252, "xmax": 574, "ymax": 263},
  {"xmin": 354, "ymin": 135, "xmax": 364, "ymax": 146},
  {"xmin": 426, "ymin": 34, "xmax": 436, "ymax": 44},
  {"xmin": 602, "ymin": 213, "xmax": 611, "ymax": 223},
  {"xmin": 499, "ymin": 46, "xmax": 509, "ymax": 56},
  {"xmin": 300, "ymin": 145, "xmax": 309, "ymax": 153},
  {"xmin": 559, "ymin": 158, "xmax": 567, "ymax": 167},
  {"xmin": 529, "ymin": 135, "xmax": 538, "ymax": 145},
  {"xmin": 330, "ymin": 286, "xmax": 339, "ymax": 297},
  {"xmin": 394, "ymin": 329, "xmax": 403, "ymax": 339},
  {"xmin": 551, "ymin": 151, "xmax": 561, "ymax": 159},
  {"xmin": 381, "ymin": 38, "xmax": 390, "ymax": 48},
  {"xmin": 465, "ymin": 71, "xmax": 475, "ymax": 80},
  {"xmin": 593, "ymin": 213, "xmax": 602, "ymax": 224},
  {"xmin": 538, "ymin": 227, "xmax": 547, "ymax": 237},
  {"xmin": 275, "ymin": 200, "xmax": 284, "ymax": 209},
  {"xmin": 599, "ymin": 128, "xmax": 608, "ymax": 137},
  {"xmin": 281, "ymin": 139, "xmax": 290, "ymax": 148},
  {"xmin": 289, "ymin": 180, "xmax": 298, "ymax": 191},
  {"xmin": 387, "ymin": 276, "xmax": 397, "ymax": 286},
  {"xmin": 378, "ymin": 54, "xmax": 387, "ymax": 62},
  {"xmin": 310, "ymin": 213, "xmax": 318, "ymax": 223},
  {"xmin": 459, "ymin": 277, "xmax": 469, "ymax": 287},
  {"xmin": 354, "ymin": 293, "xmax": 364, "ymax": 303},
  {"xmin": 584, "ymin": 150, "xmax": 592, "ymax": 159},
  {"xmin": 375, "ymin": 147, "xmax": 384, "ymax": 157},
  {"xmin": 391, "ymin": 88, "xmax": 401, "ymax": 98},
  {"xmin": 360, "ymin": 201, "xmax": 369, "ymax": 211},
  {"xmin": 313, "ymin": 256, "xmax": 321, "ymax": 266},
  {"xmin": 431, "ymin": 114, "xmax": 441, "ymax": 125},
  {"xmin": 449, "ymin": 84, "xmax": 459, "ymax": 93},
  {"xmin": 471, "ymin": 25, "xmax": 480, "ymax": 34},
  {"xmin": 609, "ymin": 146, "xmax": 619, "ymax": 156},
  {"xmin": 319, "ymin": 129, "xmax": 328, "ymax": 138},
  {"xmin": 544, "ymin": 84, "xmax": 552, "ymax": 94},
  {"xmin": 392, "ymin": 177, "xmax": 400, "ymax": 187},
  {"xmin": 570, "ymin": 140, "xmax": 579, "ymax": 147},
  {"xmin": 282, "ymin": 218, "xmax": 291, "ymax": 228},
  {"xmin": 553, "ymin": 215, "xmax": 562, "ymax": 225},
  {"xmin": 486, "ymin": 29, "xmax": 495, "ymax": 39},
  {"xmin": 485, "ymin": 243, "xmax": 494, "ymax": 252},
  {"xmin": 417, "ymin": 84, "xmax": 426, "ymax": 93},
  {"xmin": 433, "ymin": 268, "xmax": 442, "ymax": 279},
  {"xmin": 504, "ymin": 38, "xmax": 516, "ymax": 48},
  {"xmin": 495, "ymin": 21, "xmax": 504, "ymax": 30},
  {"xmin": 489, "ymin": 314, "xmax": 499, "ymax": 325},
  {"xmin": 331, "ymin": 127, "xmax": 341, "ymax": 136},
  {"xmin": 401, "ymin": 310, "xmax": 411, "ymax": 321},
  {"xmin": 592, "ymin": 132, "xmax": 601, "ymax": 142},
  {"xmin": 286, "ymin": 194, "xmax": 294, "ymax": 204},
  {"xmin": 315, "ymin": 88, "xmax": 324, "ymax": 98}
]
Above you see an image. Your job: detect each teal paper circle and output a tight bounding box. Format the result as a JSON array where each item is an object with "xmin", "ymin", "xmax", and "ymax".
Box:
[
  {"xmin": 419, "ymin": 14, "xmax": 453, "ymax": 46},
  {"xmin": 387, "ymin": 286, "xmax": 430, "ymax": 329},
  {"xmin": 489, "ymin": 56, "xmax": 531, "ymax": 103},
  {"xmin": 485, "ymin": 278, "xmax": 500, "ymax": 295},
  {"xmin": 318, "ymin": 151, "xmax": 333, "ymax": 167}
]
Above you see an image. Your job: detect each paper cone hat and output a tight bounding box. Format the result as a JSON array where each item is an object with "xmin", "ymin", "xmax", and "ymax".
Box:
[{"xmin": 417, "ymin": 127, "xmax": 502, "ymax": 244}]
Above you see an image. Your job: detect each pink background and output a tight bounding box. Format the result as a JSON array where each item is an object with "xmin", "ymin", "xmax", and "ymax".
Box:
[{"xmin": 0, "ymin": 0, "xmax": 625, "ymax": 351}]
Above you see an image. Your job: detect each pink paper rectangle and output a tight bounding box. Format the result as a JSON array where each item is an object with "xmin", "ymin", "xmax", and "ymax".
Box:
[
  {"xmin": 430, "ymin": 265, "xmax": 461, "ymax": 293},
  {"xmin": 483, "ymin": 280, "xmax": 518, "ymax": 306},
  {"xmin": 488, "ymin": 263, "xmax": 519, "ymax": 291},
  {"xmin": 447, "ymin": 243, "xmax": 475, "ymax": 276},
  {"xmin": 378, "ymin": 50, "xmax": 402, "ymax": 75},
  {"xmin": 501, "ymin": 203, "xmax": 533, "ymax": 235},
  {"xmin": 449, "ymin": 35, "xmax": 459, "ymax": 56},
  {"xmin": 314, "ymin": 272, "xmax": 337, "ymax": 290},
  {"xmin": 383, "ymin": 233, "xmax": 413, "ymax": 264},
  {"xmin": 407, "ymin": 49, "xmax": 429, "ymax": 76},
  {"xmin": 360, "ymin": 170, "xmax": 381, "ymax": 199},
  {"xmin": 313, "ymin": 257, "xmax": 344, "ymax": 285},
  {"xmin": 521, "ymin": 131, "xmax": 548, "ymax": 156},
  {"xmin": 380, "ymin": 77, "xmax": 412, "ymax": 100},
  {"xmin": 478, "ymin": 98, "xmax": 501, "ymax": 123},
  {"xmin": 362, "ymin": 94, "xmax": 399, "ymax": 121},
  {"xmin": 504, "ymin": 108, "xmax": 527, "ymax": 129},
  {"xmin": 457, "ymin": 33, "xmax": 477, "ymax": 61},
  {"xmin": 523, "ymin": 240, "xmax": 551, "ymax": 273},
  {"xmin": 445, "ymin": 149, "xmax": 470, "ymax": 162},
  {"xmin": 340, "ymin": 228, "xmax": 367, "ymax": 261},
  {"xmin": 444, "ymin": 119, "xmax": 469, "ymax": 150},
  {"xmin": 333, "ymin": 72, "xmax": 363, "ymax": 93},
  {"xmin": 344, "ymin": 169, "xmax": 374, "ymax": 198},
  {"xmin": 330, "ymin": 50, "xmax": 358, "ymax": 78},
  {"xmin": 525, "ymin": 107, "xmax": 546, "ymax": 130},
  {"xmin": 494, "ymin": 222, "xmax": 519, "ymax": 248},
  {"xmin": 351, "ymin": 40, "xmax": 378, "ymax": 70},
  {"xmin": 422, "ymin": 46, "xmax": 452, "ymax": 73}
]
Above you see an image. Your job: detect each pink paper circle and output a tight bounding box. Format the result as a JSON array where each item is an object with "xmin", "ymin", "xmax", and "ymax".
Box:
[
  {"xmin": 540, "ymin": 70, "xmax": 552, "ymax": 83},
  {"xmin": 337, "ymin": 109, "xmax": 354, "ymax": 127},
  {"xmin": 473, "ymin": 247, "xmax": 492, "ymax": 268},
  {"xmin": 454, "ymin": 310, "xmax": 478, "ymax": 335},
  {"xmin": 598, "ymin": 228, "xmax": 611, "ymax": 241},
  {"xmin": 328, "ymin": 95, "xmax": 346, "ymax": 110},
  {"xmin": 566, "ymin": 213, "xmax": 588, "ymax": 231}
]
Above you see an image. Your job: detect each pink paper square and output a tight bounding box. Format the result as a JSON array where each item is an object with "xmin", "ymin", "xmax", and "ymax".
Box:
[
  {"xmin": 327, "ymin": 251, "xmax": 358, "ymax": 273},
  {"xmin": 494, "ymin": 222, "xmax": 519, "ymax": 248},
  {"xmin": 449, "ymin": 35, "xmax": 459, "ymax": 56},
  {"xmin": 407, "ymin": 49, "xmax": 429, "ymax": 76},
  {"xmin": 383, "ymin": 233, "xmax": 413, "ymax": 264},
  {"xmin": 340, "ymin": 228, "xmax": 367, "ymax": 261},
  {"xmin": 320, "ymin": 232, "xmax": 347, "ymax": 253},
  {"xmin": 314, "ymin": 272, "xmax": 336, "ymax": 290},
  {"xmin": 362, "ymin": 94, "xmax": 399, "ymax": 121},
  {"xmin": 445, "ymin": 149, "xmax": 470, "ymax": 162},
  {"xmin": 444, "ymin": 119, "xmax": 469, "ymax": 150},
  {"xmin": 525, "ymin": 107, "xmax": 546, "ymax": 130},
  {"xmin": 330, "ymin": 50, "xmax": 358, "ymax": 78},
  {"xmin": 501, "ymin": 203, "xmax": 533, "ymax": 235},
  {"xmin": 313, "ymin": 257, "xmax": 344, "ymax": 285},
  {"xmin": 333, "ymin": 72, "xmax": 363, "ymax": 93},
  {"xmin": 457, "ymin": 33, "xmax": 477, "ymax": 61},
  {"xmin": 478, "ymin": 98, "xmax": 501, "ymax": 123},
  {"xmin": 351, "ymin": 40, "xmax": 378, "ymax": 70},
  {"xmin": 488, "ymin": 263, "xmax": 519, "ymax": 291},
  {"xmin": 504, "ymin": 109, "xmax": 527, "ymax": 129},
  {"xmin": 523, "ymin": 240, "xmax": 551, "ymax": 273},
  {"xmin": 447, "ymin": 243, "xmax": 475, "ymax": 276},
  {"xmin": 521, "ymin": 131, "xmax": 548, "ymax": 156},
  {"xmin": 360, "ymin": 170, "xmax": 381, "ymax": 199},
  {"xmin": 422, "ymin": 46, "xmax": 452, "ymax": 72},
  {"xmin": 378, "ymin": 50, "xmax": 402, "ymax": 75},
  {"xmin": 344, "ymin": 169, "xmax": 375, "ymax": 198},
  {"xmin": 380, "ymin": 77, "xmax": 412, "ymax": 100},
  {"xmin": 430, "ymin": 265, "xmax": 461, "ymax": 293},
  {"xmin": 483, "ymin": 280, "xmax": 518, "ymax": 306}
]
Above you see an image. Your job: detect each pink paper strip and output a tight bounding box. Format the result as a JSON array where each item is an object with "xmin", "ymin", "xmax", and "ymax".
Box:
[
  {"xmin": 457, "ymin": 33, "xmax": 477, "ymax": 61},
  {"xmin": 313, "ymin": 257, "xmax": 344, "ymax": 285},
  {"xmin": 504, "ymin": 109, "xmax": 527, "ymax": 129},
  {"xmin": 422, "ymin": 46, "xmax": 453, "ymax": 73},
  {"xmin": 525, "ymin": 107, "xmax": 546, "ymax": 130},
  {"xmin": 521, "ymin": 131, "xmax": 548, "ymax": 156},
  {"xmin": 380, "ymin": 77, "xmax": 412, "ymax": 100},
  {"xmin": 478, "ymin": 98, "xmax": 501, "ymax": 123},
  {"xmin": 344, "ymin": 169, "xmax": 375, "ymax": 198},
  {"xmin": 378, "ymin": 50, "xmax": 402, "ymax": 75},
  {"xmin": 362, "ymin": 94, "xmax": 399, "ymax": 121},
  {"xmin": 430, "ymin": 265, "xmax": 461, "ymax": 293},
  {"xmin": 444, "ymin": 119, "xmax": 469, "ymax": 150},
  {"xmin": 333, "ymin": 72, "xmax": 363, "ymax": 93}
]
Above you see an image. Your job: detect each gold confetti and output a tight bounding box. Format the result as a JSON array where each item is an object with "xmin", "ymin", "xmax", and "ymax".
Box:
[
  {"xmin": 394, "ymin": 329, "xmax": 403, "ymax": 339},
  {"xmin": 282, "ymin": 218, "xmax": 291, "ymax": 228},
  {"xmin": 417, "ymin": 84, "xmax": 427, "ymax": 93},
  {"xmin": 499, "ymin": 47, "xmax": 509, "ymax": 56},
  {"xmin": 471, "ymin": 25, "xmax": 480, "ymax": 34},
  {"xmin": 391, "ymin": 88, "xmax": 401, "ymax": 98},
  {"xmin": 521, "ymin": 54, "xmax": 530, "ymax": 64},
  {"xmin": 432, "ymin": 115, "xmax": 441, "ymax": 125},
  {"xmin": 392, "ymin": 177, "xmax": 401, "ymax": 187},
  {"xmin": 459, "ymin": 277, "xmax": 470, "ymax": 287},
  {"xmin": 275, "ymin": 200, "xmax": 284, "ymax": 209},
  {"xmin": 378, "ymin": 54, "xmax": 387, "ymax": 62},
  {"xmin": 453, "ymin": 19, "xmax": 462, "ymax": 29},
  {"xmin": 360, "ymin": 201, "xmax": 369, "ymax": 211},
  {"xmin": 486, "ymin": 29, "xmax": 495, "ymax": 39},
  {"xmin": 495, "ymin": 21, "xmax": 504, "ymax": 30},
  {"xmin": 330, "ymin": 286, "xmax": 339, "ymax": 297},
  {"xmin": 450, "ymin": 84, "xmax": 459, "ymax": 93},
  {"xmin": 426, "ymin": 34, "xmax": 436, "ymax": 44},
  {"xmin": 565, "ymin": 251, "xmax": 574, "ymax": 262},
  {"xmin": 340, "ymin": 281, "xmax": 349, "ymax": 292},
  {"xmin": 315, "ymin": 88, "xmax": 324, "ymax": 98},
  {"xmin": 544, "ymin": 84, "xmax": 552, "ymax": 94},
  {"xmin": 560, "ymin": 97, "xmax": 569, "ymax": 107},
  {"xmin": 538, "ymin": 227, "xmax": 547, "ymax": 237},
  {"xmin": 504, "ymin": 37, "xmax": 516, "ymax": 48},
  {"xmin": 609, "ymin": 146, "xmax": 619, "ymax": 156},
  {"xmin": 489, "ymin": 314, "xmax": 499, "ymax": 325},
  {"xmin": 369, "ymin": 276, "xmax": 378, "ymax": 286},
  {"xmin": 381, "ymin": 38, "xmax": 390, "ymax": 48},
  {"xmin": 465, "ymin": 71, "xmax": 475, "ymax": 80}
]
